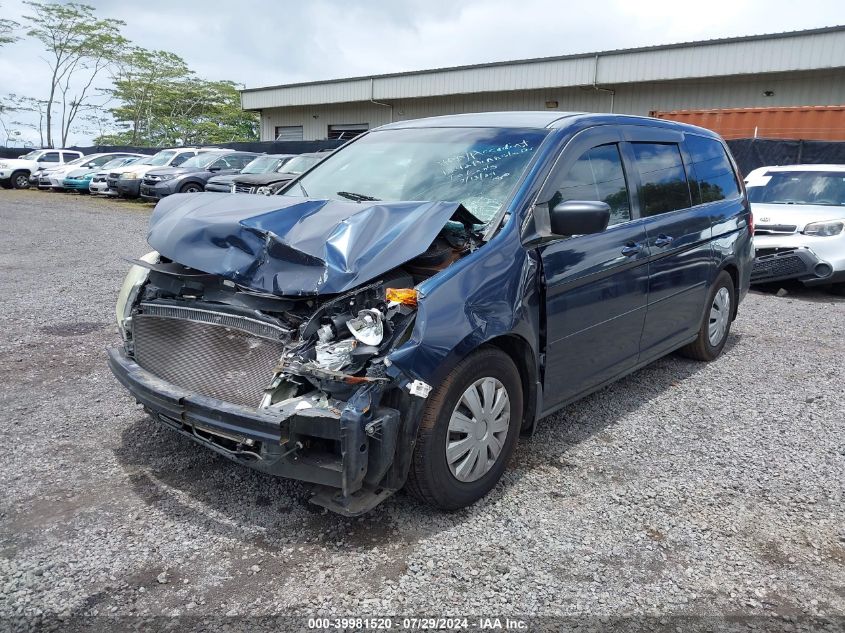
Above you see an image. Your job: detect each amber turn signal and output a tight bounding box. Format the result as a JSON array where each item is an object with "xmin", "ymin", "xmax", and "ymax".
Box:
[{"xmin": 386, "ymin": 288, "xmax": 418, "ymax": 307}]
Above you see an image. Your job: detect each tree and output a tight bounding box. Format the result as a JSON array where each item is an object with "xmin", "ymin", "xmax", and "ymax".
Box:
[
  {"xmin": 103, "ymin": 47, "xmax": 193, "ymax": 145},
  {"xmin": 22, "ymin": 1, "xmax": 126, "ymax": 147},
  {"xmin": 98, "ymin": 73, "xmax": 259, "ymax": 146},
  {"xmin": 0, "ymin": 5, "xmax": 19, "ymax": 46},
  {"xmin": 0, "ymin": 94, "xmax": 49, "ymax": 147}
]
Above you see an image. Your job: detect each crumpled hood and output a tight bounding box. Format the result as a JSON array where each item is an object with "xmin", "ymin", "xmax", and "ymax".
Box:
[
  {"xmin": 147, "ymin": 193, "xmax": 473, "ymax": 296},
  {"xmin": 751, "ymin": 202, "xmax": 845, "ymax": 231}
]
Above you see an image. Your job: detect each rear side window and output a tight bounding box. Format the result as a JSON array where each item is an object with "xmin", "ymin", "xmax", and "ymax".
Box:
[
  {"xmin": 41, "ymin": 152, "xmax": 60, "ymax": 163},
  {"xmin": 685, "ymin": 135, "xmax": 741, "ymax": 204},
  {"xmin": 551, "ymin": 144, "xmax": 631, "ymax": 226},
  {"xmin": 170, "ymin": 153, "xmax": 193, "ymax": 167},
  {"xmin": 631, "ymin": 143, "xmax": 691, "ymax": 216}
]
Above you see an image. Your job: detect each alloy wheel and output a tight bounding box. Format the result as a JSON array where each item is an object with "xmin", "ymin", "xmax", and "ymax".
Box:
[{"xmin": 446, "ymin": 377, "xmax": 510, "ymax": 482}]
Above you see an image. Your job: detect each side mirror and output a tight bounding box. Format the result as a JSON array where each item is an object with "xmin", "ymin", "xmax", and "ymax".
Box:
[
  {"xmin": 549, "ymin": 200, "xmax": 611, "ymax": 236},
  {"xmin": 208, "ymin": 165, "xmax": 222, "ymax": 172}
]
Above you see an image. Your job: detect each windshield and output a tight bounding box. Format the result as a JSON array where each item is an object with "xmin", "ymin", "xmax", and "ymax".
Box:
[
  {"xmin": 279, "ymin": 155, "xmax": 321, "ymax": 175},
  {"xmin": 148, "ymin": 150, "xmax": 176, "ymax": 166},
  {"xmin": 101, "ymin": 157, "xmax": 137, "ymax": 170},
  {"xmin": 64, "ymin": 156, "xmax": 88, "ymax": 166},
  {"xmin": 747, "ymin": 171, "xmax": 845, "ymax": 206},
  {"xmin": 242, "ymin": 155, "xmax": 288, "ymax": 174},
  {"xmin": 19, "ymin": 151, "xmax": 40, "ymax": 159},
  {"xmin": 180, "ymin": 152, "xmax": 227, "ymax": 169},
  {"xmin": 282, "ymin": 127, "xmax": 549, "ymax": 222}
]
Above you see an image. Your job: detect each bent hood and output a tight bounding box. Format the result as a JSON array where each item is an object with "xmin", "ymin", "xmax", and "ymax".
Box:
[{"xmin": 147, "ymin": 192, "xmax": 477, "ymax": 296}]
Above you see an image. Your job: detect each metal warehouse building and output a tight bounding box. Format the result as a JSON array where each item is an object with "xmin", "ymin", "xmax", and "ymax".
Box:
[{"xmin": 241, "ymin": 26, "xmax": 845, "ymax": 141}]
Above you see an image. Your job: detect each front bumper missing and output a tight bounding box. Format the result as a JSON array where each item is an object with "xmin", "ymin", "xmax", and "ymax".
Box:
[
  {"xmin": 751, "ymin": 247, "xmax": 834, "ymax": 285},
  {"xmin": 107, "ymin": 347, "xmax": 403, "ymax": 515}
]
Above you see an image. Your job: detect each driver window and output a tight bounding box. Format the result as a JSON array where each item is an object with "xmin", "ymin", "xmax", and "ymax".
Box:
[{"xmin": 550, "ymin": 144, "xmax": 631, "ymax": 226}]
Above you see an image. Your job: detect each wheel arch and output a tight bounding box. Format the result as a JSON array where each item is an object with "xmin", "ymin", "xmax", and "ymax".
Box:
[
  {"xmin": 717, "ymin": 261, "xmax": 740, "ymax": 320},
  {"xmin": 479, "ymin": 334, "xmax": 539, "ymax": 435}
]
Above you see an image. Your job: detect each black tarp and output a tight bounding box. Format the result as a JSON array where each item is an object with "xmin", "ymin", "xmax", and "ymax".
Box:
[{"xmin": 726, "ymin": 138, "xmax": 845, "ymax": 177}]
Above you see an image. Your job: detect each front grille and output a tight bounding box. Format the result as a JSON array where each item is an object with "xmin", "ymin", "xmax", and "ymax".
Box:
[
  {"xmin": 754, "ymin": 224, "xmax": 797, "ymax": 235},
  {"xmin": 132, "ymin": 304, "xmax": 290, "ymax": 408},
  {"xmin": 233, "ymin": 183, "xmax": 255, "ymax": 194},
  {"xmin": 751, "ymin": 252, "xmax": 809, "ymax": 282}
]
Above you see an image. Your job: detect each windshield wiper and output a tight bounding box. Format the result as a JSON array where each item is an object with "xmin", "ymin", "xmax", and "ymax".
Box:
[
  {"xmin": 297, "ymin": 180, "xmax": 309, "ymax": 197},
  {"xmin": 337, "ymin": 191, "xmax": 380, "ymax": 202}
]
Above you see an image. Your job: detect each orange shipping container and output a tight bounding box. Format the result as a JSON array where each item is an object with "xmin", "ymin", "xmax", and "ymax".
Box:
[{"xmin": 653, "ymin": 105, "xmax": 845, "ymax": 141}]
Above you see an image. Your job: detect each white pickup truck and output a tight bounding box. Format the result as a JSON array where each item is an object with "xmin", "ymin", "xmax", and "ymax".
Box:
[{"xmin": 0, "ymin": 149, "xmax": 84, "ymax": 189}]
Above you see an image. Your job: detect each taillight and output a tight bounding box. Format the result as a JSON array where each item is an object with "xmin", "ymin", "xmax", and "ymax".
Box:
[{"xmin": 748, "ymin": 208, "xmax": 754, "ymax": 234}]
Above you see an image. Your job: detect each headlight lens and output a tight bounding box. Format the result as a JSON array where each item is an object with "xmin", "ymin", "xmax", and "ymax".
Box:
[
  {"xmin": 120, "ymin": 172, "xmax": 139, "ymax": 180},
  {"xmin": 256, "ymin": 186, "xmax": 272, "ymax": 195},
  {"xmin": 803, "ymin": 220, "xmax": 844, "ymax": 237},
  {"xmin": 0, "ymin": 162, "xmax": 7, "ymax": 168},
  {"xmin": 315, "ymin": 338, "xmax": 357, "ymax": 371},
  {"xmin": 115, "ymin": 251, "xmax": 159, "ymax": 338}
]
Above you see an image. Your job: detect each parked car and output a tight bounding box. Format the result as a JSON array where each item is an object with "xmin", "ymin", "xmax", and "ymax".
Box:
[
  {"xmin": 0, "ymin": 149, "xmax": 83, "ymax": 189},
  {"xmin": 109, "ymin": 112, "xmax": 752, "ymax": 516},
  {"xmin": 745, "ymin": 164, "xmax": 845, "ymax": 291},
  {"xmin": 38, "ymin": 152, "xmax": 142, "ymax": 191},
  {"xmin": 88, "ymin": 156, "xmax": 145, "ymax": 196},
  {"xmin": 63, "ymin": 155, "xmax": 145, "ymax": 193},
  {"xmin": 204, "ymin": 154, "xmax": 296, "ymax": 192},
  {"xmin": 229, "ymin": 152, "xmax": 326, "ymax": 194},
  {"xmin": 109, "ymin": 147, "xmax": 223, "ymax": 198},
  {"xmin": 140, "ymin": 151, "xmax": 257, "ymax": 201}
]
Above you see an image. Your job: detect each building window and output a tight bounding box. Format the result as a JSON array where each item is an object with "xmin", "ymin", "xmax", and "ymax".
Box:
[
  {"xmin": 328, "ymin": 124, "xmax": 368, "ymax": 140},
  {"xmin": 275, "ymin": 126, "xmax": 303, "ymax": 141}
]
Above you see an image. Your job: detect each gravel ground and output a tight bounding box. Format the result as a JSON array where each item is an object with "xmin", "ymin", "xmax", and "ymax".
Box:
[{"xmin": 1, "ymin": 189, "xmax": 843, "ymax": 631}]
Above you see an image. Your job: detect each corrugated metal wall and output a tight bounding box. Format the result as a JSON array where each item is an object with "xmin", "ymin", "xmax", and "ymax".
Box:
[
  {"xmin": 656, "ymin": 106, "xmax": 845, "ymax": 140},
  {"xmin": 243, "ymin": 28, "xmax": 845, "ymax": 109},
  {"xmin": 260, "ymin": 70, "xmax": 845, "ymax": 140}
]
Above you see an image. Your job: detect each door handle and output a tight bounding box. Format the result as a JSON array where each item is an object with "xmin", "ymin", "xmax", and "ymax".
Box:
[
  {"xmin": 654, "ymin": 234, "xmax": 674, "ymax": 247},
  {"xmin": 621, "ymin": 242, "xmax": 642, "ymax": 257}
]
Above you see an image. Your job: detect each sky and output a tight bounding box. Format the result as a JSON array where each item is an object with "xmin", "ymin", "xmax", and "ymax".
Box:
[{"xmin": 0, "ymin": 0, "xmax": 843, "ymax": 146}]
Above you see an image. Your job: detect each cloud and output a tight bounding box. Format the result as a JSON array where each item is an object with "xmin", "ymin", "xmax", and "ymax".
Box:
[{"xmin": 0, "ymin": 0, "xmax": 842, "ymax": 145}]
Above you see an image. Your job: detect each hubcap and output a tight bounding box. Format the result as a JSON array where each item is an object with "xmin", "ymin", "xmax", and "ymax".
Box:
[
  {"xmin": 446, "ymin": 377, "xmax": 510, "ymax": 483},
  {"xmin": 15, "ymin": 175, "xmax": 28, "ymax": 188},
  {"xmin": 708, "ymin": 287, "xmax": 731, "ymax": 346}
]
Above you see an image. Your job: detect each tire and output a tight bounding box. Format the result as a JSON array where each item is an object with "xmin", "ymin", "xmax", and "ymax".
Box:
[
  {"xmin": 405, "ymin": 347, "xmax": 522, "ymax": 510},
  {"xmin": 11, "ymin": 171, "xmax": 30, "ymax": 189},
  {"xmin": 179, "ymin": 182, "xmax": 202, "ymax": 193},
  {"xmin": 679, "ymin": 270, "xmax": 735, "ymax": 361}
]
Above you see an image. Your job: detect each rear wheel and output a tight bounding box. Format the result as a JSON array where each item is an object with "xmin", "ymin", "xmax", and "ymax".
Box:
[
  {"xmin": 405, "ymin": 347, "xmax": 522, "ymax": 510},
  {"xmin": 679, "ymin": 270, "xmax": 735, "ymax": 361},
  {"xmin": 11, "ymin": 171, "xmax": 30, "ymax": 189}
]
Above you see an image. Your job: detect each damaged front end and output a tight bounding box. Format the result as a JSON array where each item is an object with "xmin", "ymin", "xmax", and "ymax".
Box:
[{"xmin": 109, "ymin": 195, "xmax": 481, "ymax": 515}]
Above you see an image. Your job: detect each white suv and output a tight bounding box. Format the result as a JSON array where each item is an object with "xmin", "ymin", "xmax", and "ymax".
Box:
[
  {"xmin": 0, "ymin": 149, "xmax": 84, "ymax": 189},
  {"xmin": 746, "ymin": 164, "xmax": 845, "ymax": 292}
]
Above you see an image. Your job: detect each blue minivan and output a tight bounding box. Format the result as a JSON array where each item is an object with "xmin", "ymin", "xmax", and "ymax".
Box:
[{"xmin": 109, "ymin": 112, "xmax": 753, "ymax": 515}]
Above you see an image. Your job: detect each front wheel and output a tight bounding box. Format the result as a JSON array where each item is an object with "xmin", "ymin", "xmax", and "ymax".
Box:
[
  {"xmin": 179, "ymin": 182, "xmax": 202, "ymax": 193},
  {"xmin": 405, "ymin": 347, "xmax": 522, "ymax": 510},
  {"xmin": 679, "ymin": 270, "xmax": 735, "ymax": 361},
  {"xmin": 11, "ymin": 171, "xmax": 30, "ymax": 189}
]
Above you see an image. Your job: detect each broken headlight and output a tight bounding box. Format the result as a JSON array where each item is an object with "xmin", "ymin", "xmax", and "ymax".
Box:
[
  {"xmin": 315, "ymin": 338, "xmax": 357, "ymax": 371},
  {"xmin": 115, "ymin": 251, "xmax": 159, "ymax": 338}
]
